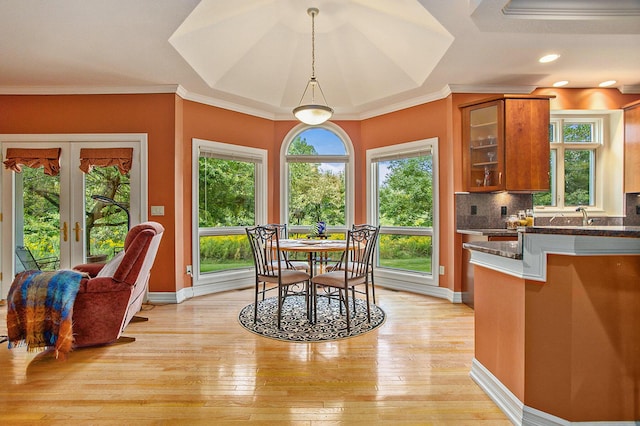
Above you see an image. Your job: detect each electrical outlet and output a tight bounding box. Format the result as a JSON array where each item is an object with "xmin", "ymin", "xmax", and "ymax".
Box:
[
  {"xmin": 501, "ymin": 206, "xmax": 507, "ymax": 216},
  {"xmin": 439, "ymin": 265, "xmax": 445, "ymax": 275},
  {"xmin": 186, "ymin": 265, "xmax": 192, "ymax": 275},
  {"xmin": 471, "ymin": 205, "xmax": 477, "ymax": 215}
]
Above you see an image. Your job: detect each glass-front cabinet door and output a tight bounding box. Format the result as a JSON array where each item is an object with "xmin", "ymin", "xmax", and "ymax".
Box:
[{"xmin": 463, "ymin": 100, "xmax": 505, "ymax": 192}]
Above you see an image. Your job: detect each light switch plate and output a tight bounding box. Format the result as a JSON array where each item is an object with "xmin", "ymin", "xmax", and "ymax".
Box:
[{"xmin": 150, "ymin": 205, "xmax": 165, "ymax": 216}]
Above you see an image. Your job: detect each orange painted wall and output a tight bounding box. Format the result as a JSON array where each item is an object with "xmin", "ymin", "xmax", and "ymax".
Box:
[
  {"xmin": 473, "ymin": 265, "xmax": 525, "ymax": 401},
  {"xmin": 0, "ymin": 93, "xmax": 179, "ymax": 293},
  {"xmin": 524, "ymin": 254, "xmax": 640, "ymax": 421},
  {"xmin": 361, "ymin": 99, "xmax": 455, "ymax": 290},
  {"xmin": 181, "ymin": 100, "xmax": 276, "ymax": 289}
]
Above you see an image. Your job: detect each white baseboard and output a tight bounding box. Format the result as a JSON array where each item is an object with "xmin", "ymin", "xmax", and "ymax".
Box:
[
  {"xmin": 470, "ymin": 359, "xmax": 638, "ymax": 426},
  {"xmin": 470, "ymin": 358, "xmax": 524, "ymax": 425}
]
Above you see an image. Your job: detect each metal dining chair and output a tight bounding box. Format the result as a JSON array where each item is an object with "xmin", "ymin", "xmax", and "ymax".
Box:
[
  {"xmin": 265, "ymin": 223, "xmax": 309, "ymax": 272},
  {"xmin": 245, "ymin": 225, "xmax": 311, "ymax": 329},
  {"xmin": 352, "ymin": 224, "xmax": 380, "ymax": 304},
  {"xmin": 311, "ymin": 225, "xmax": 379, "ymax": 332}
]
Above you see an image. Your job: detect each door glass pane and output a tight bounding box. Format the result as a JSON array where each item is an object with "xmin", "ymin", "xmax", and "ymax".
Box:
[
  {"xmin": 86, "ymin": 166, "xmax": 130, "ymax": 262},
  {"xmin": 15, "ymin": 167, "xmax": 60, "ymax": 272},
  {"xmin": 564, "ymin": 149, "xmax": 593, "ymax": 206}
]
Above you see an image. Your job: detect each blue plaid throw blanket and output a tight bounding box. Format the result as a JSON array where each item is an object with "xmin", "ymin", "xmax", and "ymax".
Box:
[{"xmin": 7, "ymin": 270, "xmax": 84, "ymax": 358}]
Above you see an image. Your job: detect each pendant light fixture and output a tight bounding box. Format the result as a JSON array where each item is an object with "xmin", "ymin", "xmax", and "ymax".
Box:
[{"xmin": 293, "ymin": 7, "xmax": 333, "ymax": 125}]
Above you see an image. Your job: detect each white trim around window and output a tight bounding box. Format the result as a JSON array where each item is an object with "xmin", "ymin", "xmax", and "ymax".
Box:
[
  {"xmin": 534, "ymin": 110, "xmax": 624, "ymax": 218},
  {"xmin": 366, "ymin": 137, "xmax": 440, "ymax": 295},
  {"xmin": 279, "ymin": 122, "xmax": 355, "ymax": 233},
  {"xmin": 190, "ymin": 138, "xmax": 267, "ymax": 297}
]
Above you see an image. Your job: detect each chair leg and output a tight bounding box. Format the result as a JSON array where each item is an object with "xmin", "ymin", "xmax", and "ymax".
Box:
[
  {"xmin": 370, "ymin": 271, "xmax": 376, "ymax": 305},
  {"xmin": 313, "ymin": 283, "xmax": 317, "ymax": 324},
  {"xmin": 254, "ymin": 280, "xmax": 260, "ymax": 324},
  {"xmin": 344, "ymin": 287, "xmax": 351, "ymax": 333},
  {"xmin": 308, "ymin": 281, "xmax": 313, "ymax": 323},
  {"xmin": 351, "ymin": 287, "xmax": 356, "ymax": 312},
  {"xmin": 364, "ymin": 282, "xmax": 371, "ymax": 323},
  {"xmin": 277, "ymin": 285, "xmax": 284, "ymax": 329}
]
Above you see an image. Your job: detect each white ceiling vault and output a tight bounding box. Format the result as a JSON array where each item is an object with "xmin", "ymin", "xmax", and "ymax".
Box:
[{"xmin": 0, "ymin": 0, "xmax": 639, "ymax": 120}]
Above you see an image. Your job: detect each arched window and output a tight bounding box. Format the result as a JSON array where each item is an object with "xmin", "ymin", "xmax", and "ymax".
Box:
[{"xmin": 280, "ymin": 123, "xmax": 354, "ymax": 235}]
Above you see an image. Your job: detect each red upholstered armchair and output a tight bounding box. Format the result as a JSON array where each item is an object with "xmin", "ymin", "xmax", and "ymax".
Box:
[{"xmin": 72, "ymin": 221, "xmax": 164, "ymax": 347}]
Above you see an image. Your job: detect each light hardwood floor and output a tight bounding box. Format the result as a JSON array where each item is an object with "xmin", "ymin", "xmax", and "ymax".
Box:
[{"xmin": 0, "ymin": 288, "xmax": 509, "ymax": 425}]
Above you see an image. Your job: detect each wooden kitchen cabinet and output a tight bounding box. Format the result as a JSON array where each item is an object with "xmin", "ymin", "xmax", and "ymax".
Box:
[
  {"xmin": 461, "ymin": 95, "xmax": 552, "ymax": 192},
  {"xmin": 624, "ymin": 100, "xmax": 640, "ymax": 193}
]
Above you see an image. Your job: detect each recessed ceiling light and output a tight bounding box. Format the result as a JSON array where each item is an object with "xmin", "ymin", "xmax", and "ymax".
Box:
[
  {"xmin": 553, "ymin": 80, "xmax": 569, "ymax": 87},
  {"xmin": 599, "ymin": 80, "xmax": 616, "ymax": 87},
  {"xmin": 539, "ymin": 54, "xmax": 560, "ymax": 63}
]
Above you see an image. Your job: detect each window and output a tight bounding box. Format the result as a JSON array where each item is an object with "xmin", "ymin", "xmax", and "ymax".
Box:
[
  {"xmin": 367, "ymin": 138, "xmax": 439, "ymax": 291},
  {"xmin": 534, "ymin": 116, "xmax": 603, "ymax": 209},
  {"xmin": 192, "ymin": 139, "xmax": 267, "ymax": 291},
  {"xmin": 281, "ymin": 124, "xmax": 354, "ymax": 234}
]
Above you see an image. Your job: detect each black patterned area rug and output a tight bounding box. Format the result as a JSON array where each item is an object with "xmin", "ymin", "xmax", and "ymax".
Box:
[{"xmin": 238, "ymin": 295, "xmax": 385, "ymax": 342}]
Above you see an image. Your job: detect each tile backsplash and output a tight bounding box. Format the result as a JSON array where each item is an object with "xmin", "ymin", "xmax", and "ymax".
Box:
[
  {"xmin": 625, "ymin": 193, "xmax": 640, "ymax": 226},
  {"xmin": 456, "ymin": 193, "xmax": 532, "ymax": 229},
  {"xmin": 456, "ymin": 192, "xmax": 638, "ymax": 229}
]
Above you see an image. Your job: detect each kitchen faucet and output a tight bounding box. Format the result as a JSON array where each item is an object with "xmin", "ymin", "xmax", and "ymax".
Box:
[{"xmin": 575, "ymin": 207, "xmax": 591, "ymax": 226}]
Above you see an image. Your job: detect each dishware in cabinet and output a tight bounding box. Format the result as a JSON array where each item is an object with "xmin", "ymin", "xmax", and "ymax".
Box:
[{"xmin": 463, "ymin": 100, "xmax": 504, "ymax": 192}]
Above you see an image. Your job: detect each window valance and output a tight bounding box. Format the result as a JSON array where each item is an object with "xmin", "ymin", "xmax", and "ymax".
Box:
[
  {"xmin": 3, "ymin": 148, "xmax": 62, "ymax": 176},
  {"xmin": 79, "ymin": 148, "xmax": 133, "ymax": 175}
]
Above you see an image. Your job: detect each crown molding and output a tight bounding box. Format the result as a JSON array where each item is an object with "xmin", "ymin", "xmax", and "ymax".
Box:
[
  {"xmin": 11, "ymin": 83, "xmax": 634, "ymax": 122},
  {"xmin": 0, "ymin": 84, "xmax": 182, "ymax": 95},
  {"xmin": 620, "ymin": 85, "xmax": 640, "ymax": 94},
  {"xmin": 178, "ymin": 90, "xmax": 276, "ymax": 121},
  {"xmin": 357, "ymin": 86, "xmax": 453, "ymax": 120},
  {"xmin": 448, "ymin": 84, "xmax": 537, "ymax": 94}
]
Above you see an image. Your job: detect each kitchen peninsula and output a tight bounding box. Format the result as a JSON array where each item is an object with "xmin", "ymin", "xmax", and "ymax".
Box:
[{"xmin": 464, "ymin": 226, "xmax": 640, "ymax": 425}]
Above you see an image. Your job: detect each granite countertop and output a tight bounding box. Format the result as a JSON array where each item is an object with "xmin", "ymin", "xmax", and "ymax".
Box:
[
  {"xmin": 463, "ymin": 225, "xmax": 640, "ymax": 260},
  {"xmin": 457, "ymin": 228, "xmax": 519, "ymax": 237},
  {"xmin": 524, "ymin": 225, "xmax": 640, "ymax": 238},
  {"xmin": 462, "ymin": 240, "xmax": 521, "ymax": 259}
]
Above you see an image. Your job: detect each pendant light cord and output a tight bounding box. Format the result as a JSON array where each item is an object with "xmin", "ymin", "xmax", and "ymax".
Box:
[{"xmin": 310, "ymin": 9, "xmax": 316, "ymax": 79}]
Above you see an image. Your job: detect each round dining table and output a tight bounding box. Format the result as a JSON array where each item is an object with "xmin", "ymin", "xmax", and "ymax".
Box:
[{"xmin": 278, "ymin": 238, "xmax": 347, "ymax": 277}]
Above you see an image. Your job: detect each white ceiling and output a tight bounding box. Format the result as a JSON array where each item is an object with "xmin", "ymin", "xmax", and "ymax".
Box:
[{"xmin": 0, "ymin": 0, "xmax": 639, "ymax": 120}]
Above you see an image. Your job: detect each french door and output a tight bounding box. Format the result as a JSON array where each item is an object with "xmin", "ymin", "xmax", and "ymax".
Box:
[{"xmin": 1, "ymin": 134, "xmax": 147, "ymax": 298}]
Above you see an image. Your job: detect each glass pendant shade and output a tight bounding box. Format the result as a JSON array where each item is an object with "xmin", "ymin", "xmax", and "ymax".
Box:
[
  {"xmin": 293, "ymin": 8, "xmax": 333, "ymax": 126},
  {"xmin": 293, "ymin": 77, "xmax": 333, "ymax": 125},
  {"xmin": 293, "ymin": 104, "xmax": 333, "ymax": 125}
]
